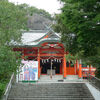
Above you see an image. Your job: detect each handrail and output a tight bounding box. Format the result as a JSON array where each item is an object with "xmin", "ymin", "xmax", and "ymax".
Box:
[
  {"xmin": 87, "ymin": 74, "xmax": 100, "ymax": 91},
  {"xmin": 2, "ymin": 73, "xmax": 15, "ymax": 100}
]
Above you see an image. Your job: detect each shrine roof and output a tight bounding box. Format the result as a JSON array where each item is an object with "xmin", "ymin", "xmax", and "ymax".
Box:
[
  {"xmin": 12, "ymin": 30, "xmax": 61, "ymax": 47},
  {"xmin": 21, "ymin": 30, "xmax": 47, "ymax": 44}
]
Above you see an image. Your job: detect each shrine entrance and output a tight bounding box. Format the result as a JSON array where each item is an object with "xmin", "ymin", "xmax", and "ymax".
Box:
[
  {"xmin": 40, "ymin": 59, "xmax": 62, "ymax": 75},
  {"xmin": 37, "ymin": 42, "xmax": 66, "ymax": 79}
]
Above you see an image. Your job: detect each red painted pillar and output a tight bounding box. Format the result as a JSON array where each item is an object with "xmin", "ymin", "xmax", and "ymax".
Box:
[
  {"xmin": 79, "ymin": 60, "xmax": 82, "ymax": 78},
  {"xmin": 38, "ymin": 48, "xmax": 40, "ymax": 79},
  {"xmin": 63, "ymin": 53, "xmax": 66, "ymax": 78},
  {"xmin": 89, "ymin": 65, "xmax": 91, "ymax": 75},
  {"xmin": 76, "ymin": 60, "xmax": 78, "ymax": 74}
]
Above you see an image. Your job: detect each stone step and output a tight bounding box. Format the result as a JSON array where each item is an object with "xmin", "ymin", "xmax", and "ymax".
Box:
[
  {"xmin": 8, "ymin": 83, "xmax": 94, "ymax": 100},
  {"xmin": 38, "ymin": 75, "xmax": 63, "ymax": 82},
  {"xmin": 13, "ymin": 83, "xmax": 87, "ymax": 87},
  {"xmin": 10, "ymin": 89, "xmax": 90, "ymax": 92},
  {"xmin": 8, "ymin": 98, "xmax": 94, "ymax": 100},
  {"xmin": 8, "ymin": 95, "xmax": 93, "ymax": 98}
]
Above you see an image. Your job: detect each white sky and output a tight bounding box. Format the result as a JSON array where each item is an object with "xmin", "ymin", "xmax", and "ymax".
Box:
[{"xmin": 9, "ymin": 0, "xmax": 62, "ymax": 14}]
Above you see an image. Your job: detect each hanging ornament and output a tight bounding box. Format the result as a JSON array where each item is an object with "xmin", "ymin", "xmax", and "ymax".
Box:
[
  {"xmin": 42, "ymin": 59, "xmax": 43, "ymax": 63},
  {"xmin": 42, "ymin": 59, "xmax": 44, "ymax": 64},
  {"xmin": 59, "ymin": 59, "xmax": 61, "ymax": 63},
  {"xmin": 47, "ymin": 59, "xmax": 49, "ymax": 62},
  {"xmin": 87, "ymin": 65, "xmax": 89, "ymax": 68},
  {"xmin": 44, "ymin": 59, "xmax": 46, "ymax": 63}
]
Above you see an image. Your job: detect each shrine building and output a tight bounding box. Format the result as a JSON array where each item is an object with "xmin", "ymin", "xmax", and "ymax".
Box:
[{"xmin": 13, "ymin": 30, "xmax": 96, "ymax": 80}]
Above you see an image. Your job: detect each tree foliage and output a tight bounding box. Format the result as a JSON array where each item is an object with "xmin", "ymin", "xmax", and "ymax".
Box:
[
  {"xmin": 54, "ymin": 0, "xmax": 100, "ymax": 77},
  {"xmin": 0, "ymin": 1, "xmax": 27, "ymax": 45},
  {"xmin": 0, "ymin": 1, "xmax": 52, "ymax": 98},
  {"xmin": 0, "ymin": 1, "xmax": 27, "ymax": 98}
]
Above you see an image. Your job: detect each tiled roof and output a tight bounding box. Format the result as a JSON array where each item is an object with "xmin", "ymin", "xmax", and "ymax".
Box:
[
  {"xmin": 21, "ymin": 32, "xmax": 46, "ymax": 44},
  {"xmin": 13, "ymin": 30, "xmax": 60, "ymax": 47}
]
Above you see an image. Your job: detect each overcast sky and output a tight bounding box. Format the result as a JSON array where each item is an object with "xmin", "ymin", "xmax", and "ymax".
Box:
[{"xmin": 9, "ymin": 0, "xmax": 62, "ymax": 14}]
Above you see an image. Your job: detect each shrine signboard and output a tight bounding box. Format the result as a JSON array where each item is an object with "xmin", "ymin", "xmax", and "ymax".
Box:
[{"xmin": 18, "ymin": 60, "xmax": 38, "ymax": 81}]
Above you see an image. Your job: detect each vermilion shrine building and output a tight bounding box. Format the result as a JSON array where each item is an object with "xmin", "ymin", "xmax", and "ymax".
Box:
[{"xmin": 13, "ymin": 30, "xmax": 96, "ymax": 79}]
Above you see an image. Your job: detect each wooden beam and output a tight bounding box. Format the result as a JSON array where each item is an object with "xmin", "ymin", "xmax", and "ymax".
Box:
[
  {"xmin": 41, "ymin": 43, "xmax": 48, "ymax": 47},
  {"xmin": 40, "ymin": 48, "xmax": 64, "ymax": 52},
  {"xmin": 40, "ymin": 54, "xmax": 63, "ymax": 57},
  {"xmin": 24, "ymin": 54, "xmax": 37, "ymax": 56}
]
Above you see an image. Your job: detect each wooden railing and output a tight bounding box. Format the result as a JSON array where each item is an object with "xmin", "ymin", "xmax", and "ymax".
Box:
[
  {"xmin": 87, "ymin": 74, "xmax": 100, "ymax": 91},
  {"xmin": 2, "ymin": 73, "xmax": 15, "ymax": 100}
]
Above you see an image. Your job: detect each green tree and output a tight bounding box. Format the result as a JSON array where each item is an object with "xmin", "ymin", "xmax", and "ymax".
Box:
[
  {"xmin": 54, "ymin": 0, "xmax": 100, "ymax": 77},
  {"xmin": 0, "ymin": 1, "xmax": 52, "ymax": 98},
  {"xmin": 0, "ymin": 1, "xmax": 27, "ymax": 98}
]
